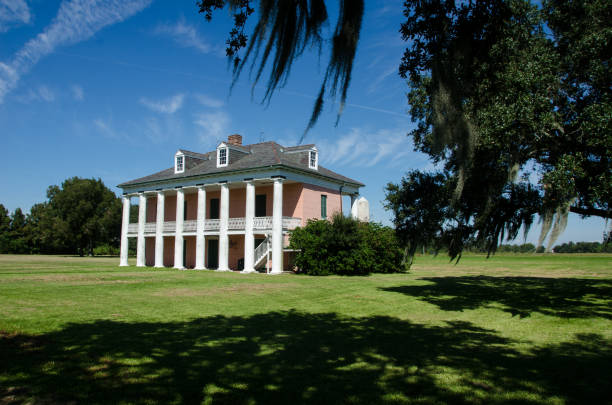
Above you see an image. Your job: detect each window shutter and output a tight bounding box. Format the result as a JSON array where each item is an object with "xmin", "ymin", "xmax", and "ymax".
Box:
[{"xmin": 321, "ymin": 195, "xmax": 327, "ymax": 219}]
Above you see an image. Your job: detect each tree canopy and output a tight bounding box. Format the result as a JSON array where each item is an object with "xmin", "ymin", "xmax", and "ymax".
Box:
[
  {"xmin": 199, "ymin": 0, "xmax": 611, "ymax": 259},
  {"xmin": 0, "ymin": 178, "xmax": 122, "ymax": 256}
]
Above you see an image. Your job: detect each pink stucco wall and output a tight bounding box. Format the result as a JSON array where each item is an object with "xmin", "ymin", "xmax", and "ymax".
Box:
[
  {"xmin": 229, "ymin": 188, "xmax": 246, "ymax": 217},
  {"xmin": 164, "ymin": 196, "xmax": 177, "ymax": 222},
  {"xmin": 228, "ymin": 235, "xmax": 244, "ymax": 269},
  {"xmin": 145, "ymin": 192, "xmax": 197, "ymax": 223},
  {"xmin": 185, "ymin": 193, "xmax": 197, "ymax": 220},
  {"xmin": 283, "ymin": 183, "xmax": 302, "ymax": 217},
  {"xmin": 145, "ymin": 237, "xmax": 155, "ymax": 266},
  {"xmin": 200, "ymin": 184, "xmax": 302, "ymax": 219},
  {"xmin": 163, "ymin": 236, "xmax": 174, "ymax": 267},
  {"xmin": 184, "ymin": 236, "xmax": 196, "ymax": 268},
  {"xmin": 146, "ymin": 196, "xmax": 157, "ymax": 223},
  {"xmin": 297, "ymin": 183, "xmax": 342, "ymax": 226}
]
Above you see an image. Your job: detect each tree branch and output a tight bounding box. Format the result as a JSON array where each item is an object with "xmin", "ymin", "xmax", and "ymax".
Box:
[{"xmin": 569, "ymin": 205, "xmax": 612, "ymax": 219}]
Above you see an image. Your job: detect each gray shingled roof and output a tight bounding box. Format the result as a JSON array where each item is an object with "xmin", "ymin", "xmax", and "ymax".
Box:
[
  {"xmin": 177, "ymin": 149, "xmax": 209, "ymax": 160},
  {"xmin": 118, "ymin": 142, "xmax": 364, "ymax": 188}
]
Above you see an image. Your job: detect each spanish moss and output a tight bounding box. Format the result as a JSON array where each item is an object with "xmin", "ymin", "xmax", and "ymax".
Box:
[{"xmin": 198, "ymin": 0, "xmax": 364, "ymax": 137}]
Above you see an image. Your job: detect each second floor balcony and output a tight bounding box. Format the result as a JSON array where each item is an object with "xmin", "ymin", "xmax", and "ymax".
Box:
[{"xmin": 127, "ymin": 216, "xmax": 302, "ymax": 236}]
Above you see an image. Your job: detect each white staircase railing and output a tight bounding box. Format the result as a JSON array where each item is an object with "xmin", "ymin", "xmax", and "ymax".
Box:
[{"xmin": 253, "ymin": 235, "xmax": 271, "ymax": 272}]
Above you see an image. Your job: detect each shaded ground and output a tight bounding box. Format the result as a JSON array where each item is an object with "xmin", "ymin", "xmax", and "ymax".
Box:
[
  {"xmin": 382, "ymin": 276, "xmax": 612, "ymax": 319},
  {"xmin": 1, "ymin": 312, "xmax": 610, "ymax": 404},
  {"xmin": 1, "ymin": 254, "xmax": 611, "ymax": 404}
]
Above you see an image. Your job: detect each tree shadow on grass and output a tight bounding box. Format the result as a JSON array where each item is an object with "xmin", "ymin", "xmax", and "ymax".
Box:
[
  {"xmin": 1, "ymin": 312, "xmax": 611, "ymax": 404},
  {"xmin": 382, "ymin": 277, "xmax": 612, "ymax": 319}
]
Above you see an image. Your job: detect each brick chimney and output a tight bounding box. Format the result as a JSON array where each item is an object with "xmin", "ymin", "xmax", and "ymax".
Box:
[{"xmin": 228, "ymin": 134, "xmax": 243, "ymax": 146}]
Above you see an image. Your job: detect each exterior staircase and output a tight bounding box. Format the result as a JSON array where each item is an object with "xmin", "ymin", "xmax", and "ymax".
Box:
[{"xmin": 254, "ymin": 235, "xmax": 271, "ymax": 272}]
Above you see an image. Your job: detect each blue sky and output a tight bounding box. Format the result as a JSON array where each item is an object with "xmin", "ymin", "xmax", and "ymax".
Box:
[{"xmin": 0, "ymin": 0, "xmax": 607, "ymax": 245}]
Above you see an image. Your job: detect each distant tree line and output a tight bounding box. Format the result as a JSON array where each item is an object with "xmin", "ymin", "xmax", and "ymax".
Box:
[
  {"xmin": 470, "ymin": 241, "xmax": 611, "ymax": 254},
  {"xmin": 0, "ymin": 177, "xmax": 130, "ymax": 256},
  {"xmin": 408, "ymin": 241, "xmax": 611, "ymax": 255},
  {"xmin": 552, "ymin": 241, "xmax": 612, "ymax": 254}
]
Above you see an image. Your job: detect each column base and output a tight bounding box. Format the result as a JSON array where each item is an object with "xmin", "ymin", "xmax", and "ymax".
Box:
[
  {"xmin": 154, "ymin": 265, "xmax": 165, "ymax": 268},
  {"xmin": 268, "ymin": 270, "xmax": 283, "ymax": 275},
  {"xmin": 194, "ymin": 266, "xmax": 207, "ymax": 270},
  {"xmin": 240, "ymin": 268, "xmax": 257, "ymax": 274},
  {"xmin": 215, "ymin": 268, "xmax": 232, "ymax": 272},
  {"xmin": 119, "ymin": 263, "xmax": 129, "ymax": 267}
]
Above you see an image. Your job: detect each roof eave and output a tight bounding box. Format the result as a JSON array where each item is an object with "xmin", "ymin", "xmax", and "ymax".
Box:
[{"xmin": 117, "ymin": 163, "xmax": 364, "ymax": 189}]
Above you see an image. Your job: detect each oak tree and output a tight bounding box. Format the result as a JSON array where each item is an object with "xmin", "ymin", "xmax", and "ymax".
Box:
[{"xmin": 198, "ymin": 0, "xmax": 611, "ymax": 259}]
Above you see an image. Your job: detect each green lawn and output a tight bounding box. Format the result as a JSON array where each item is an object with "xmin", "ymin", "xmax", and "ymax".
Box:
[{"xmin": 1, "ymin": 254, "xmax": 611, "ymax": 404}]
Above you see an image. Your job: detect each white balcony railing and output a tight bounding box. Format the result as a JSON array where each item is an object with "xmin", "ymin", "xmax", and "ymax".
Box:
[
  {"xmin": 207, "ymin": 219, "xmax": 220, "ymax": 230},
  {"xmin": 183, "ymin": 220, "xmax": 197, "ymax": 232},
  {"xmin": 164, "ymin": 221, "xmax": 176, "ymax": 232},
  {"xmin": 127, "ymin": 216, "xmax": 301, "ymax": 235}
]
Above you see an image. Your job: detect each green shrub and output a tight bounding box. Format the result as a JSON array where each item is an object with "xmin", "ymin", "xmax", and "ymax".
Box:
[
  {"xmin": 360, "ymin": 222, "xmax": 405, "ymax": 273},
  {"xmin": 93, "ymin": 244, "xmax": 120, "ymax": 256},
  {"xmin": 289, "ymin": 213, "xmax": 405, "ymax": 275}
]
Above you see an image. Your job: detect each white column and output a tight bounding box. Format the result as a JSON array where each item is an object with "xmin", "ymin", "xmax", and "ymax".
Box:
[
  {"xmin": 271, "ymin": 177, "xmax": 283, "ymax": 274},
  {"xmin": 136, "ymin": 193, "xmax": 147, "ymax": 267},
  {"xmin": 217, "ymin": 182, "xmax": 230, "ymax": 271},
  {"xmin": 119, "ymin": 195, "xmax": 131, "ymax": 266},
  {"xmin": 242, "ymin": 180, "xmax": 255, "ymax": 273},
  {"xmin": 154, "ymin": 191, "xmax": 165, "ymax": 268},
  {"xmin": 350, "ymin": 194, "xmax": 358, "ymax": 219},
  {"xmin": 174, "ymin": 188, "xmax": 185, "ymax": 269},
  {"xmin": 195, "ymin": 186, "xmax": 207, "ymax": 270}
]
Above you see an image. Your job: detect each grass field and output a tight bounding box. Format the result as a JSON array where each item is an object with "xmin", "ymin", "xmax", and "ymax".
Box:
[{"xmin": 1, "ymin": 253, "xmax": 611, "ymax": 404}]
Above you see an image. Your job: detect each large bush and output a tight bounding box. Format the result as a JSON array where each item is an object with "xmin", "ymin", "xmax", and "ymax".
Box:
[
  {"xmin": 93, "ymin": 244, "xmax": 120, "ymax": 256},
  {"xmin": 289, "ymin": 213, "xmax": 405, "ymax": 275}
]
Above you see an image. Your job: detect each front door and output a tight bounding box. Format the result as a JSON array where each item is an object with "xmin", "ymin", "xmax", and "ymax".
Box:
[{"xmin": 207, "ymin": 239, "xmax": 219, "ymax": 269}]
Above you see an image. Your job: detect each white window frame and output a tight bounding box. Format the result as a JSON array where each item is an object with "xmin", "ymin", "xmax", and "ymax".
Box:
[
  {"xmin": 217, "ymin": 146, "xmax": 228, "ymax": 168},
  {"xmin": 175, "ymin": 152, "xmax": 185, "ymax": 174},
  {"xmin": 309, "ymin": 148, "xmax": 318, "ymax": 170}
]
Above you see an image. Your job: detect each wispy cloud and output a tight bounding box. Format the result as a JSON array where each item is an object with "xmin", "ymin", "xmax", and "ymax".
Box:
[
  {"xmin": 140, "ymin": 93, "xmax": 185, "ymax": 114},
  {"xmin": 93, "ymin": 118, "xmax": 121, "ymax": 139},
  {"xmin": 71, "ymin": 84, "xmax": 84, "ymax": 101},
  {"xmin": 155, "ymin": 19, "xmax": 211, "ymax": 54},
  {"xmin": 36, "ymin": 85, "xmax": 55, "ymax": 102},
  {"xmin": 317, "ymin": 128, "xmax": 416, "ymax": 169},
  {"xmin": 16, "ymin": 85, "xmax": 56, "ymax": 102},
  {"xmin": 367, "ymin": 65, "xmax": 398, "ymax": 94},
  {"xmin": 194, "ymin": 111, "xmax": 230, "ymax": 142},
  {"xmin": 195, "ymin": 93, "xmax": 224, "ymax": 108},
  {"xmin": 0, "ymin": 0, "xmax": 30, "ymax": 32},
  {"xmin": 0, "ymin": 0, "xmax": 152, "ymax": 103},
  {"xmin": 142, "ymin": 116, "xmax": 184, "ymax": 144}
]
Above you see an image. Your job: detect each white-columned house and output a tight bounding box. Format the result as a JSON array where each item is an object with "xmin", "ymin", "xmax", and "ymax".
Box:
[{"xmin": 117, "ymin": 134, "xmax": 365, "ymax": 273}]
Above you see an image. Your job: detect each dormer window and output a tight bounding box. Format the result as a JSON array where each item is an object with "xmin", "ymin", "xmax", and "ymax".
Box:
[
  {"xmin": 175, "ymin": 152, "xmax": 185, "ymax": 174},
  {"xmin": 217, "ymin": 146, "xmax": 228, "ymax": 167},
  {"xmin": 309, "ymin": 149, "xmax": 318, "ymax": 170}
]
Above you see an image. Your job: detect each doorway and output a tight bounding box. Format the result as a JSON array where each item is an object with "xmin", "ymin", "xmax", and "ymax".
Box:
[
  {"xmin": 207, "ymin": 238, "xmax": 219, "ymax": 269},
  {"xmin": 255, "ymin": 194, "xmax": 266, "ymax": 217},
  {"xmin": 210, "ymin": 198, "xmax": 220, "ymax": 219}
]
